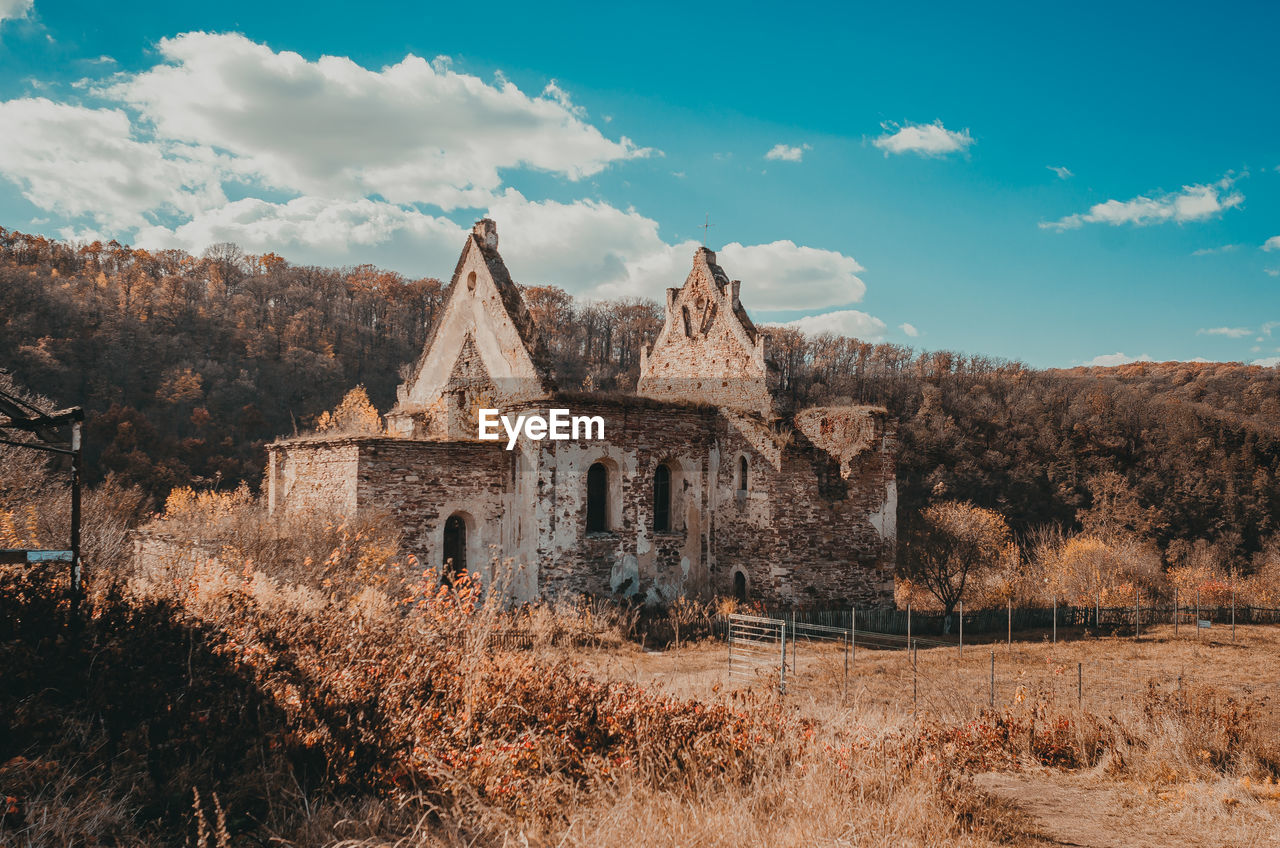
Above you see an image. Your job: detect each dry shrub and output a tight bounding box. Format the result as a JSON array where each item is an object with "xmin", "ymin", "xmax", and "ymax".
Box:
[
  {"xmin": 1100, "ymin": 685, "xmax": 1279, "ymax": 784},
  {"xmin": 1032, "ymin": 533, "xmax": 1163, "ymax": 607},
  {"xmin": 313, "ymin": 385, "xmax": 384, "ymax": 436},
  {"xmin": 140, "ymin": 485, "xmax": 407, "ymax": 597}
]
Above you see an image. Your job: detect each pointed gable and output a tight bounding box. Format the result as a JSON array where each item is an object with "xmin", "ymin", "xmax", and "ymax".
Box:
[
  {"xmin": 637, "ymin": 247, "xmax": 773, "ymax": 417},
  {"xmin": 387, "ymin": 219, "xmax": 554, "ymax": 438}
]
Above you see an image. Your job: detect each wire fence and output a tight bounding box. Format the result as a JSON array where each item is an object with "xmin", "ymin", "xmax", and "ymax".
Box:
[
  {"xmin": 719, "ymin": 607, "xmax": 1280, "ymax": 718},
  {"xmin": 710, "ymin": 604, "xmax": 1280, "ymax": 641}
]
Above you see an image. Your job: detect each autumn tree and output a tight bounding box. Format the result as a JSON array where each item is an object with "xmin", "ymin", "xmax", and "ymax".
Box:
[
  {"xmin": 315, "ymin": 385, "xmax": 383, "ymax": 436},
  {"xmin": 903, "ymin": 501, "xmax": 1014, "ymax": 617},
  {"xmin": 1034, "ymin": 533, "xmax": 1162, "ymax": 607},
  {"xmin": 1078, "ymin": 471, "xmax": 1158, "ymax": 541}
]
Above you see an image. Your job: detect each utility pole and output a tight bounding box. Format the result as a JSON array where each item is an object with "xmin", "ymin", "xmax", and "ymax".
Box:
[{"xmin": 70, "ymin": 418, "xmax": 83, "ymax": 618}]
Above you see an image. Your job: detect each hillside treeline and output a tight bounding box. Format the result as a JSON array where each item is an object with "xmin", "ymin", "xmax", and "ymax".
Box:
[{"xmin": 2, "ymin": 227, "xmax": 1278, "ymax": 566}]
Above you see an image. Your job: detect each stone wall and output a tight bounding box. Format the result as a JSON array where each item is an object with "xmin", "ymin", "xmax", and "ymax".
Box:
[
  {"xmin": 352, "ymin": 439, "xmax": 517, "ymax": 589},
  {"xmin": 523, "ymin": 397, "xmax": 718, "ymax": 604},
  {"xmin": 710, "ymin": 409, "xmax": 896, "ymax": 607},
  {"xmin": 638, "ymin": 248, "xmax": 773, "ymax": 416},
  {"xmin": 267, "ymin": 440, "xmax": 360, "ymax": 518},
  {"xmin": 267, "ymin": 398, "xmax": 896, "ymax": 609}
]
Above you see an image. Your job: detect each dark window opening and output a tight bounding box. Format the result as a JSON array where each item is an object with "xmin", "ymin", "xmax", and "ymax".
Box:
[
  {"xmin": 443, "ymin": 514, "xmax": 467, "ymax": 581},
  {"xmin": 653, "ymin": 463, "xmax": 671, "ymax": 532},
  {"xmin": 734, "ymin": 571, "xmax": 748, "ymax": 601},
  {"xmin": 737, "ymin": 456, "xmax": 749, "ymax": 494},
  {"xmin": 586, "ymin": 462, "xmax": 609, "ymax": 533}
]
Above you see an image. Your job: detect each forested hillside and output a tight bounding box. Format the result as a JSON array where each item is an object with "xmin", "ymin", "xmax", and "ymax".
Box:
[{"xmin": 3, "ymin": 227, "xmax": 1278, "ymax": 564}]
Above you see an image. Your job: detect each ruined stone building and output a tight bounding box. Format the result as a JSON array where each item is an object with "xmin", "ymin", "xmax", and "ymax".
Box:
[{"xmin": 266, "ymin": 220, "xmax": 896, "ymax": 607}]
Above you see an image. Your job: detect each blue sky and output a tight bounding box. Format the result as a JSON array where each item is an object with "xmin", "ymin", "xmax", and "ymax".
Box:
[{"xmin": 1, "ymin": 0, "xmax": 1277, "ymax": 367}]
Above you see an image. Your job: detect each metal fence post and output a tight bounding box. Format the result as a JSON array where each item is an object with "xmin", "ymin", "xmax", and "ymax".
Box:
[
  {"xmin": 789, "ymin": 611, "xmax": 795, "ymax": 672},
  {"xmin": 1007, "ymin": 597, "xmax": 1012, "ymax": 652},
  {"xmin": 989, "ymin": 650, "xmax": 995, "ymax": 708},
  {"xmin": 906, "ymin": 603, "xmax": 912, "ymax": 659},
  {"xmin": 958, "ymin": 600, "xmax": 964, "ymax": 659},
  {"xmin": 912, "ymin": 638, "xmax": 918, "ymax": 713},
  {"xmin": 1232, "ymin": 578, "xmax": 1236, "ymax": 642},
  {"xmin": 1135, "ymin": 590, "xmax": 1140, "ymax": 640},
  {"xmin": 1052, "ymin": 596, "xmax": 1057, "ymax": 644},
  {"xmin": 779, "ymin": 620, "xmax": 787, "ymax": 694},
  {"xmin": 843, "ymin": 621, "xmax": 850, "ymax": 697},
  {"xmin": 1174, "ymin": 586, "xmax": 1178, "ymax": 636},
  {"xmin": 851, "ymin": 611, "xmax": 857, "ymax": 671},
  {"xmin": 70, "ymin": 419, "xmax": 83, "ymax": 620},
  {"xmin": 1077, "ymin": 662, "xmax": 1082, "ymax": 707}
]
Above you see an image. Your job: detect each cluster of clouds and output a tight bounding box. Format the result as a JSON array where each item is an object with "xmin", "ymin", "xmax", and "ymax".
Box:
[
  {"xmin": 1, "ymin": 20, "xmax": 1273, "ymax": 359},
  {"xmin": 0, "ymin": 31, "xmax": 888, "ymax": 329},
  {"xmin": 1086, "ymin": 321, "xmax": 1280, "ymax": 368},
  {"xmin": 1042, "ymin": 176, "xmax": 1244, "ymax": 231}
]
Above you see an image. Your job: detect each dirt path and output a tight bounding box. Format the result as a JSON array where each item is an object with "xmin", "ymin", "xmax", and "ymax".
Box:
[
  {"xmin": 976, "ymin": 771, "xmax": 1280, "ymax": 848},
  {"xmin": 977, "ymin": 772, "xmax": 1138, "ymax": 847}
]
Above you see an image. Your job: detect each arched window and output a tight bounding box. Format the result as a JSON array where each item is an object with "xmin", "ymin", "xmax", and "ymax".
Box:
[
  {"xmin": 734, "ymin": 571, "xmax": 748, "ymax": 601},
  {"xmin": 443, "ymin": 513, "xmax": 467, "ymax": 580},
  {"xmin": 737, "ymin": 455, "xmax": 749, "ymax": 494},
  {"xmin": 586, "ymin": 462, "xmax": 609, "ymax": 533},
  {"xmin": 653, "ymin": 463, "xmax": 671, "ymax": 532}
]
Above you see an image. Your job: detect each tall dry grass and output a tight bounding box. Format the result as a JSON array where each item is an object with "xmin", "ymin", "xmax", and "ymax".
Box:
[{"xmin": 4, "ymin": 484, "xmax": 1279, "ymax": 846}]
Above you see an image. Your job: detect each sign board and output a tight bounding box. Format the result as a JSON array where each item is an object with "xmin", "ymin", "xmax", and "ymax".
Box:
[
  {"xmin": 0, "ymin": 549, "xmax": 74, "ymax": 564},
  {"xmin": 1197, "ymin": 619, "xmax": 1212, "ymax": 629}
]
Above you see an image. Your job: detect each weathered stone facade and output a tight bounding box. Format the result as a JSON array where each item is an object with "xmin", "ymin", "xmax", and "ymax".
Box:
[{"xmin": 267, "ymin": 220, "xmax": 896, "ymax": 607}]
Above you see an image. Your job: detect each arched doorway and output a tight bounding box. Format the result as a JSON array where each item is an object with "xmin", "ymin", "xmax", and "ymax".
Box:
[
  {"xmin": 733, "ymin": 571, "xmax": 748, "ymax": 601},
  {"xmin": 443, "ymin": 513, "xmax": 467, "ymax": 580}
]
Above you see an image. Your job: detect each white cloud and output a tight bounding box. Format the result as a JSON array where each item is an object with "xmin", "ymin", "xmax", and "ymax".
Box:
[
  {"xmin": 1197, "ymin": 326, "xmax": 1252, "ymax": 338},
  {"xmin": 765, "ymin": 143, "xmax": 811, "ymax": 162},
  {"xmin": 0, "ymin": 97, "xmax": 225, "ymax": 230},
  {"xmin": 873, "ymin": 121, "xmax": 974, "ymax": 157},
  {"xmin": 135, "ymin": 196, "xmax": 465, "ymax": 272},
  {"xmin": 1042, "ymin": 176, "xmax": 1243, "ymax": 231},
  {"xmin": 1084, "ymin": 352, "xmax": 1153, "ymax": 367},
  {"xmin": 485, "ymin": 190, "xmax": 868, "ymax": 311},
  {"xmin": 1048, "ymin": 165, "xmax": 1073, "ymax": 180},
  {"xmin": 0, "ymin": 0, "xmax": 32, "ymax": 24},
  {"xmin": 719, "ymin": 241, "xmax": 865, "ymax": 310},
  {"xmin": 1252, "ymin": 357, "xmax": 1280, "ymax": 367},
  {"xmin": 1260, "ymin": 321, "xmax": 1280, "ymax": 337},
  {"xmin": 0, "ymin": 31, "xmax": 874, "ymax": 316},
  {"xmin": 1191, "ymin": 244, "xmax": 1240, "ymax": 256},
  {"xmin": 781, "ymin": 310, "xmax": 888, "ymax": 341},
  {"xmin": 1263, "ymin": 235, "xmax": 1280, "ymax": 252},
  {"xmin": 899, "ymin": 322, "xmax": 920, "ymax": 337},
  {"xmin": 102, "ymin": 32, "xmax": 650, "ymax": 210}
]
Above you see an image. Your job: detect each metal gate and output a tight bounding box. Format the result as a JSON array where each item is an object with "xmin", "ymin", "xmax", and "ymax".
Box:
[{"xmin": 727, "ymin": 613, "xmax": 787, "ymax": 691}]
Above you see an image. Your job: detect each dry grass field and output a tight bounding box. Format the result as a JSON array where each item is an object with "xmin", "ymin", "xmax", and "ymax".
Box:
[
  {"xmin": 4, "ymin": 518, "xmax": 1279, "ymax": 847},
  {"xmin": 573, "ymin": 625, "xmax": 1280, "ymax": 847},
  {"xmin": 581, "ymin": 624, "xmax": 1280, "ymax": 723}
]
